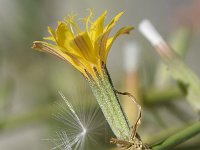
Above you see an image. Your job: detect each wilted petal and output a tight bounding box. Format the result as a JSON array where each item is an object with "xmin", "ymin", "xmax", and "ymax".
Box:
[
  {"xmin": 32, "ymin": 41, "xmax": 87, "ymax": 76},
  {"xmin": 97, "ymin": 12, "xmax": 125, "ymax": 62},
  {"xmin": 104, "ymin": 12, "xmax": 124, "ymax": 32},
  {"xmin": 106, "ymin": 26, "xmax": 134, "ymax": 56},
  {"xmin": 97, "ymin": 29, "xmax": 111, "ymax": 62}
]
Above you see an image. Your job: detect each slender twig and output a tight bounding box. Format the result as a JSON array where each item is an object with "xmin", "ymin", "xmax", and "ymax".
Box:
[
  {"xmin": 143, "ymin": 86, "xmax": 184, "ymax": 105},
  {"xmin": 152, "ymin": 121, "xmax": 200, "ymax": 150}
]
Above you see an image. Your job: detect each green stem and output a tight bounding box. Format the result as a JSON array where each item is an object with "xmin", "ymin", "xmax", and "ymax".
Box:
[
  {"xmin": 143, "ymin": 86, "xmax": 184, "ymax": 105},
  {"xmin": 0, "ymin": 103, "xmax": 54, "ymax": 131},
  {"xmin": 152, "ymin": 121, "xmax": 200, "ymax": 150},
  {"xmin": 88, "ymin": 68, "xmax": 130, "ymax": 140}
]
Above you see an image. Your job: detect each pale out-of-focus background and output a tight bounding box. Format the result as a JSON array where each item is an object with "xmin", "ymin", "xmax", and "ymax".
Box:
[{"xmin": 0, "ymin": 0, "xmax": 200, "ymax": 150}]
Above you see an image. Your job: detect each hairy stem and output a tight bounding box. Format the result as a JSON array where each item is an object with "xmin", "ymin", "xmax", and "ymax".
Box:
[{"xmin": 88, "ymin": 67, "xmax": 130, "ymax": 140}]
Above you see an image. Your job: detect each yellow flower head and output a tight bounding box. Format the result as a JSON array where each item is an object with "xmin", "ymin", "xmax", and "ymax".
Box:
[{"xmin": 32, "ymin": 10, "xmax": 134, "ymax": 79}]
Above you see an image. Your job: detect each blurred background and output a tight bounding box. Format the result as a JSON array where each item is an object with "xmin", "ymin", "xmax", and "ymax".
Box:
[{"xmin": 0, "ymin": 0, "xmax": 200, "ymax": 149}]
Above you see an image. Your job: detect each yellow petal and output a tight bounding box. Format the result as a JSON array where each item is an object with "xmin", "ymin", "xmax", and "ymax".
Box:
[
  {"xmin": 65, "ymin": 15, "xmax": 82, "ymax": 34},
  {"xmin": 73, "ymin": 32, "xmax": 97, "ymax": 63},
  {"xmin": 43, "ymin": 26, "xmax": 56, "ymax": 42},
  {"xmin": 32, "ymin": 41, "xmax": 86, "ymax": 75},
  {"xmin": 48, "ymin": 26, "xmax": 56, "ymax": 38},
  {"xmin": 33, "ymin": 11, "xmax": 134, "ymax": 80},
  {"xmin": 104, "ymin": 11, "xmax": 124, "ymax": 32},
  {"xmin": 55, "ymin": 22, "xmax": 74, "ymax": 48},
  {"xmin": 97, "ymin": 12, "xmax": 125, "ymax": 62},
  {"xmin": 55, "ymin": 22, "xmax": 84, "ymax": 57},
  {"xmin": 98, "ymin": 29, "xmax": 111, "ymax": 62},
  {"xmin": 90, "ymin": 11, "xmax": 107, "ymax": 42},
  {"xmin": 44, "ymin": 36, "xmax": 55, "ymax": 42},
  {"xmin": 106, "ymin": 26, "xmax": 134, "ymax": 59}
]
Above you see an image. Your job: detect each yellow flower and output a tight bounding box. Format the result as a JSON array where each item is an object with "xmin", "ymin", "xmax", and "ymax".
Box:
[{"xmin": 32, "ymin": 10, "xmax": 134, "ymax": 79}]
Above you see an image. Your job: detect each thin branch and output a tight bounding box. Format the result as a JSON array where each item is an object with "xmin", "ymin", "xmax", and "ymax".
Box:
[{"xmin": 152, "ymin": 121, "xmax": 200, "ymax": 150}]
